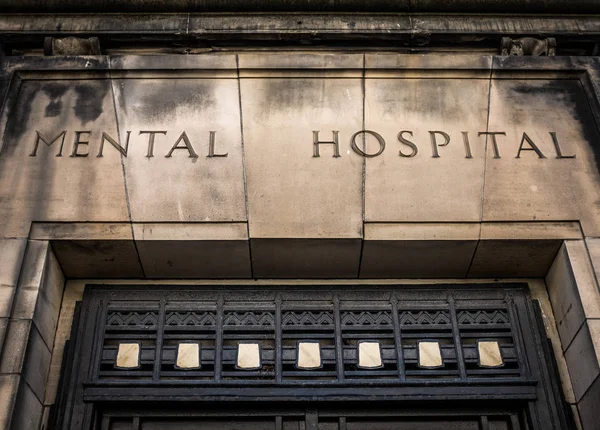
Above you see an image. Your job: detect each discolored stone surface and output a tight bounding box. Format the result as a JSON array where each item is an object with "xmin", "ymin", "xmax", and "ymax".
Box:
[
  {"xmin": 0, "ymin": 78, "xmax": 129, "ymax": 238},
  {"xmin": 483, "ymin": 78, "xmax": 600, "ymax": 237},
  {"xmin": 241, "ymin": 73, "xmax": 363, "ymax": 239},
  {"xmin": 112, "ymin": 67, "xmax": 247, "ymax": 223},
  {"xmin": 364, "ymin": 77, "xmax": 489, "ymax": 223},
  {"xmin": 251, "ymin": 239, "xmax": 361, "ymax": 278},
  {"xmin": 133, "ymin": 223, "xmax": 251, "ymax": 278},
  {"xmin": 0, "ymin": 239, "xmax": 27, "ymax": 290}
]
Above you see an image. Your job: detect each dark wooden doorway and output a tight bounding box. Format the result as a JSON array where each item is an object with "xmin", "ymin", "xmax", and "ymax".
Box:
[
  {"xmin": 51, "ymin": 284, "xmax": 572, "ymax": 430},
  {"xmin": 99, "ymin": 401, "xmax": 528, "ymax": 430}
]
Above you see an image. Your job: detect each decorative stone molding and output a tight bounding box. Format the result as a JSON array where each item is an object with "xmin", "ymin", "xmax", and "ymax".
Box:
[
  {"xmin": 501, "ymin": 37, "xmax": 556, "ymax": 56},
  {"xmin": 43, "ymin": 37, "xmax": 100, "ymax": 56}
]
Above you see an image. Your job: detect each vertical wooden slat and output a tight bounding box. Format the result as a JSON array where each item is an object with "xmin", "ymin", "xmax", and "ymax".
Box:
[
  {"xmin": 448, "ymin": 295, "xmax": 467, "ymax": 380},
  {"xmin": 215, "ymin": 295, "xmax": 224, "ymax": 383},
  {"xmin": 479, "ymin": 416, "xmax": 489, "ymax": 430},
  {"xmin": 305, "ymin": 410, "xmax": 318, "ymax": 430},
  {"xmin": 333, "ymin": 294, "xmax": 345, "ymax": 382},
  {"xmin": 391, "ymin": 295, "xmax": 406, "ymax": 381},
  {"xmin": 153, "ymin": 298, "xmax": 165, "ymax": 381},
  {"xmin": 276, "ymin": 293, "xmax": 283, "ymax": 383}
]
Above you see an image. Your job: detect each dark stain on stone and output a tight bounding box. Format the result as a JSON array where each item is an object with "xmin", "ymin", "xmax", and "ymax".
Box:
[
  {"xmin": 73, "ymin": 81, "xmax": 109, "ymax": 124},
  {"xmin": 510, "ymin": 80, "xmax": 600, "ymax": 175},
  {"xmin": 2, "ymin": 81, "xmax": 41, "ymax": 154},
  {"xmin": 129, "ymin": 80, "xmax": 216, "ymax": 123},
  {"xmin": 42, "ymin": 82, "xmax": 68, "ymax": 117}
]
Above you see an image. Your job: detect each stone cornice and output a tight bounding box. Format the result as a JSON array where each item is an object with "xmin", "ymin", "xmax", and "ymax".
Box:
[{"xmin": 0, "ymin": 0, "xmax": 599, "ymax": 14}]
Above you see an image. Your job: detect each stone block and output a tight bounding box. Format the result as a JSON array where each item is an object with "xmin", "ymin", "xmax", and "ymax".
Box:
[
  {"xmin": 10, "ymin": 241, "xmax": 65, "ymax": 349},
  {"xmin": 0, "ymin": 317, "xmax": 7, "ymax": 358},
  {"xmin": 0, "ymin": 374, "xmax": 20, "ymax": 429},
  {"xmin": 0, "ymin": 239, "xmax": 27, "ymax": 288},
  {"xmin": 30, "ymin": 222, "xmax": 143, "ymax": 278},
  {"xmin": 578, "ymin": 374, "xmax": 600, "ymax": 430},
  {"xmin": 364, "ymin": 78, "xmax": 489, "ymax": 223},
  {"xmin": 0, "ymin": 284, "xmax": 15, "ymax": 319},
  {"xmin": 0, "ymin": 78, "xmax": 129, "ymax": 238},
  {"xmin": 0, "ymin": 319, "xmax": 31, "ymax": 374},
  {"xmin": 111, "ymin": 54, "xmax": 236, "ymax": 71},
  {"xmin": 29, "ymin": 222, "xmax": 132, "ymax": 241},
  {"xmin": 20, "ymin": 324, "xmax": 51, "ymax": 402},
  {"xmin": 239, "ymin": 53, "xmax": 363, "ymax": 71},
  {"xmin": 40, "ymin": 407, "xmax": 51, "ymax": 430},
  {"xmin": 44, "ymin": 280, "xmax": 85, "ymax": 406},
  {"xmin": 468, "ymin": 239, "xmax": 561, "ymax": 278},
  {"xmin": 15, "ymin": 240, "xmax": 49, "ymax": 290},
  {"xmin": 241, "ymin": 75, "xmax": 363, "ymax": 239},
  {"xmin": 112, "ymin": 73, "xmax": 247, "ymax": 223},
  {"xmin": 564, "ymin": 322, "xmax": 600, "ymax": 401},
  {"xmin": 361, "ymin": 222, "xmax": 478, "ymax": 278},
  {"xmin": 0, "ymin": 320, "xmax": 51, "ymax": 402},
  {"xmin": 10, "ymin": 376, "xmax": 43, "ymax": 430},
  {"xmin": 134, "ymin": 223, "xmax": 251, "ymax": 278},
  {"xmin": 32, "ymin": 249, "xmax": 65, "ymax": 349},
  {"xmin": 585, "ymin": 237, "xmax": 600, "ymax": 288},
  {"xmin": 528, "ymin": 279, "xmax": 576, "ymax": 404},
  {"xmin": 251, "ymin": 239, "xmax": 361, "ymax": 278},
  {"xmin": 588, "ymin": 319, "xmax": 600, "ymax": 368},
  {"xmin": 365, "ymin": 53, "xmax": 492, "ymax": 76},
  {"xmin": 571, "ymin": 404, "xmax": 583, "ymax": 430},
  {"xmin": 563, "ymin": 240, "xmax": 600, "ymax": 320},
  {"xmin": 51, "ymin": 240, "xmax": 143, "ymax": 278},
  {"xmin": 545, "ymin": 244, "xmax": 586, "ymax": 349},
  {"xmin": 483, "ymin": 79, "xmax": 600, "ymax": 237}
]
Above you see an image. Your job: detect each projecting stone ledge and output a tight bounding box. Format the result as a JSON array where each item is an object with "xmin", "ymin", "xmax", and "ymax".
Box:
[{"xmin": 0, "ymin": 0, "xmax": 597, "ymax": 13}]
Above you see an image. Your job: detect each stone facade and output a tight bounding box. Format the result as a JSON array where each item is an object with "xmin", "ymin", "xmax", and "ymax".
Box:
[{"xmin": 1, "ymin": 6, "xmax": 600, "ymax": 430}]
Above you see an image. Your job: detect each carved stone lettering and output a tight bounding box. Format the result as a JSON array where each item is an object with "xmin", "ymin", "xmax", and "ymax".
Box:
[
  {"xmin": 478, "ymin": 131, "xmax": 506, "ymax": 159},
  {"xmin": 139, "ymin": 130, "xmax": 167, "ymax": 158},
  {"xmin": 97, "ymin": 131, "xmax": 131, "ymax": 157},
  {"xmin": 70, "ymin": 131, "xmax": 91, "ymax": 157},
  {"xmin": 397, "ymin": 130, "xmax": 418, "ymax": 158},
  {"xmin": 516, "ymin": 132, "xmax": 546, "ymax": 159},
  {"xmin": 350, "ymin": 130, "xmax": 386, "ymax": 158},
  {"xmin": 24, "ymin": 128, "xmax": 578, "ymax": 163},
  {"xmin": 550, "ymin": 132, "xmax": 576, "ymax": 159},
  {"xmin": 429, "ymin": 131, "xmax": 450, "ymax": 158},
  {"xmin": 30, "ymin": 130, "xmax": 67, "ymax": 157},
  {"xmin": 312, "ymin": 130, "xmax": 341, "ymax": 158},
  {"xmin": 207, "ymin": 131, "xmax": 227, "ymax": 158},
  {"xmin": 462, "ymin": 131, "xmax": 473, "ymax": 159},
  {"xmin": 165, "ymin": 132, "xmax": 199, "ymax": 158}
]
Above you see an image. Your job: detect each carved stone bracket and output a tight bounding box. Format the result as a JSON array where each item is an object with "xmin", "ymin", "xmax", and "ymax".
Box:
[
  {"xmin": 43, "ymin": 36, "xmax": 100, "ymax": 56},
  {"xmin": 501, "ymin": 37, "xmax": 556, "ymax": 56}
]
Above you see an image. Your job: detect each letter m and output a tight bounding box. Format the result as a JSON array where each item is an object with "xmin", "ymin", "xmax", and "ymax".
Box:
[{"xmin": 30, "ymin": 130, "xmax": 67, "ymax": 157}]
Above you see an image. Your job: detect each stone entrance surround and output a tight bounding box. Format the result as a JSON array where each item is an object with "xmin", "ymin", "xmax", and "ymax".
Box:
[{"xmin": 0, "ymin": 54, "xmax": 599, "ymax": 428}]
